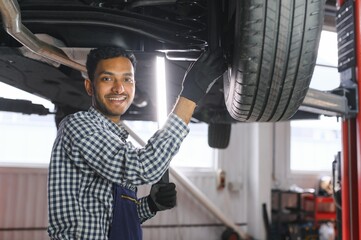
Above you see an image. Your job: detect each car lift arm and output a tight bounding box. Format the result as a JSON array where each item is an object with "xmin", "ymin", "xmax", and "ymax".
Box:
[{"xmin": 300, "ymin": 88, "xmax": 355, "ymax": 117}]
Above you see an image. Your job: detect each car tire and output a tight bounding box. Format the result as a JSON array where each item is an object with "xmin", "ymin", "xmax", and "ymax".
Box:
[
  {"xmin": 208, "ymin": 123, "xmax": 231, "ymax": 149},
  {"xmin": 223, "ymin": 0, "xmax": 325, "ymax": 122}
]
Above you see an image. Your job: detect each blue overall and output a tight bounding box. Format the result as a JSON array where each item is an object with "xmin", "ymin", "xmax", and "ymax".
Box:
[{"xmin": 109, "ymin": 184, "xmax": 142, "ymax": 240}]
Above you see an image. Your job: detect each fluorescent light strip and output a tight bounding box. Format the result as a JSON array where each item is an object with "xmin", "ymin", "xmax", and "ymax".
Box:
[{"xmin": 156, "ymin": 56, "xmax": 167, "ymax": 127}]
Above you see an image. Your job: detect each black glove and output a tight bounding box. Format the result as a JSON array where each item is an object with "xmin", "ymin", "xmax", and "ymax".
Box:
[
  {"xmin": 180, "ymin": 48, "xmax": 226, "ymax": 104},
  {"xmin": 148, "ymin": 183, "xmax": 177, "ymax": 213}
]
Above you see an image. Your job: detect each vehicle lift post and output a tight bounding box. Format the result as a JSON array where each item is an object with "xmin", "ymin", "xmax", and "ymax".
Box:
[
  {"xmin": 337, "ymin": 0, "xmax": 360, "ymax": 239},
  {"xmin": 351, "ymin": 0, "xmax": 361, "ymax": 238}
]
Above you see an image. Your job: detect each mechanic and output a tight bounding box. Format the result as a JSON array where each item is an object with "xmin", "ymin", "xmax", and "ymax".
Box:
[{"xmin": 47, "ymin": 46, "xmax": 225, "ymax": 240}]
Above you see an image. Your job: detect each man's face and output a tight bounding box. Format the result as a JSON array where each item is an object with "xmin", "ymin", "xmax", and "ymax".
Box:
[{"xmin": 84, "ymin": 56, "xmax": 135, "ymax": 123}]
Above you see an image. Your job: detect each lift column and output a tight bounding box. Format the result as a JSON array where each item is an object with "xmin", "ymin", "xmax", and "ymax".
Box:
[
  {"xmin": 354, "ymin": 0, "xmax": 361, "ymax": 238},
  {"xmin": 337, "ymin": 0, "xmax": 359, "ymax": 238}
]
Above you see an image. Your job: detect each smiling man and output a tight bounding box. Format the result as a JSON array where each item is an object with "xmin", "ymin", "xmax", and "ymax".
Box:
[
  {"xmin": 84, "ymin": 54, "xmax": 136, "ymax": 122},
  {"xmin": 47, "ymin": 47, "xmax": 225, "ymax": 240}
]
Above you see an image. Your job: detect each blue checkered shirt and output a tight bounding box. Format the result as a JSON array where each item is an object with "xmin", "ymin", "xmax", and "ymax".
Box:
[{"xmin": 48, "ymin": 107, "xmax": 189, "ymax": 240}]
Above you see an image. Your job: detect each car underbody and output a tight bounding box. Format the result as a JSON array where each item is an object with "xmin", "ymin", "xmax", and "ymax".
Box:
[{"xmin": 0, "ymin": 0, "xmax": 338, "ymax": 147}]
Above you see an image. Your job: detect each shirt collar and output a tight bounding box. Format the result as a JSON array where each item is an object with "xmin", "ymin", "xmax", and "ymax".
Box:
[{"xmin": 89, "ymin": 107, "xmax": 129, "ymax": 141}]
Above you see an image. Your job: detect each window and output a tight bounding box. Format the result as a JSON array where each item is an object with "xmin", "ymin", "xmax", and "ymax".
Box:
[
  {"xmin": 172, "ymin": 122, "xmax": 217, "ymax": 169},
  {"xmin": 310, "ymin": 30, "xmax": 339, "ymax": 91},
  {"xmin": 0, "ymin": 111, "xmax": 57, "ymax": 166},
  {"xmin": 290, "ymin": 30, "xmax": 342, "ymax": 173},
  {"xmin": 0, "ymin": 82, "xmax": 56, "ymax": 166},
  {"xmin": 290, "ymin": 116, "xmax": 342, "ymax": 172}
]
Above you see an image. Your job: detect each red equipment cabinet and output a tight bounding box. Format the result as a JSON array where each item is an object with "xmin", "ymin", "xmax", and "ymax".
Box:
[{"xmin": 302, "ymin": 194, "xmax": 337, "ymax": 226}]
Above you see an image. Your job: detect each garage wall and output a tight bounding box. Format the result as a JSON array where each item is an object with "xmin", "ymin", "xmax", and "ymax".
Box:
[
  {"xmin": 0, "ymin": 168, "xmax": 48, "ymax": 240},
  {"xmin": 0, "ymin": 169, "xmax": 247, "ymax": 240}
]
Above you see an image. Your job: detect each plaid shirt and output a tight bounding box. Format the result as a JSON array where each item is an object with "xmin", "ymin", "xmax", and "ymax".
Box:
[{"xmin": 48, "ymin": 107, "xmax": 189, "ymax": 240}]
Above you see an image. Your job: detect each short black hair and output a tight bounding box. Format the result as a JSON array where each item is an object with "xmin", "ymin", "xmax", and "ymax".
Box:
[{"xmin": 86, "ymin": 46, "xmax": 137, "ymax": 81}]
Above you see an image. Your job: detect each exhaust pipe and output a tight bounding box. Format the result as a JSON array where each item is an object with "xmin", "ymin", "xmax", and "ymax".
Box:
[{"xmin": 0, "ymin": 0, "xmax": 86, "ymax": 73}]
